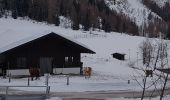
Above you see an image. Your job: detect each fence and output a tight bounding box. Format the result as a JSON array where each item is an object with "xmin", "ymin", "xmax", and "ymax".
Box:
[
  {"xmin": 0, "ymin": 85, "xmax": 50, "ymax": 100},
  {"xmin": 72, "ymin": 33, "xmax": 107, "ymax": 39}
]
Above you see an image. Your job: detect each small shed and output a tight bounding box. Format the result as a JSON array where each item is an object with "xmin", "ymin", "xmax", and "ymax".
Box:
[
  {"xmin": 0, "ymin": 32, "xmax": 95, "ymax": 76},
  {"xmin": 112, "ymin": 53, "xmax": 126, "ymax": 60}
]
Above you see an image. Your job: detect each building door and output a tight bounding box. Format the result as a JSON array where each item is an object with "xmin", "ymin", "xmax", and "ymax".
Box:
[{"xmin": 39, "ymin": 57, "xmax": 53, "ymax": 75}]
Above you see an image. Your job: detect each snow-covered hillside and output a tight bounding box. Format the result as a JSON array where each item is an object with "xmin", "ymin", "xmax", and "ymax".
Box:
[
  {"xmin": 0, "ymin": 17, "xmax": 140, "ymax": 77},
  {"xmin": 151, "ymin": 0, "xmax": 170, "ymax": 7},
  {"xmin": 1, "ymin": 18, "xmax": 170, "ymax": 100},
  {"xmin": 105, "ymin": 0, "xmax": 161, "ymax": 27}
]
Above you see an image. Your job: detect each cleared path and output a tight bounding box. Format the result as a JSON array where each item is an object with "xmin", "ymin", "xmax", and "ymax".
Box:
[
  {"xmin": 1, "ymin": 88, "xmax": 170, "ymax": 100},
  {"xmin": 51, "ymin": 89, "xmax": 170, "ymax": 100}
]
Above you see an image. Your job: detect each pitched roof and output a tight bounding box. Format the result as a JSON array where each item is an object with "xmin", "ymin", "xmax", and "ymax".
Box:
[{"xmin": 0, "ymin": 32, "xmax": 95, "ymax": 54}]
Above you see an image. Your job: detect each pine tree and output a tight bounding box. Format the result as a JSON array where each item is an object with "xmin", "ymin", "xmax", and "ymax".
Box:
[
  {"xmin": 12, "ymin": 9, "xmax": 17, "ymax": 19},
  {"xmin": 105, "ymin": 22, "xmax": 111, "ymax": 32},
  {"xmin": 83, "ymin": 11, "xmax": 91, "ymax": 31},
  {"xmin": 167, "ymin": 25, "xmax": 170, "ymax": 39},
  {"xmin": 72, "ymin": 22, "xmax": 79, "ymax": 30},
  {"xmin": 88, "ymin": 0, "xmax": 96, "ymax": 5},
  {"xmin": 0, "ymin": 0, "xmax": 3, "ymax": 17},
  {"xmin": 1, "ymin": 0, "xmax": 139, "ymax": 35},
  {"xmin": 113, "ymin": 0, "xmax": 116, "ymax": 5},
  {"xmin": 55, "ymin": 15, "xmax": 60, "ymax": 26}
]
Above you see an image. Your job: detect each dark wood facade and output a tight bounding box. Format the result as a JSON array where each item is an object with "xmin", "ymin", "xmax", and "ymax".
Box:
[
  {"xmin": 0, "ymin": 32, "xmax": 95, "ymax": 75},
  {"xmin": 112, "ymin": 53, "xmax": 126, "ymax": 60}
]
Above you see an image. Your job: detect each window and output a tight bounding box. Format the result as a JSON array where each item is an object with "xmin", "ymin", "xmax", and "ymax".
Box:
[
  {"xmin": 65, "ymin": 57, "xmax": 69, "ymax": 63},
  {"xmin": 65, "ymin": 56, "xmax": 74, "ymax": 65},
  {"xmin": 17, "ymin": 57, "xmax": 26, "ymax": 68},
  {"xmin": 71, "ymin": 57, "xmax": 74, "ymax": 62}
]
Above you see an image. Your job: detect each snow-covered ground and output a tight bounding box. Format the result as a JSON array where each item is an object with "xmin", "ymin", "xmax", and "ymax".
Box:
[
  {"xmin": 0, "ymin": 18, "xmax": 170, "ymax": 99},
  {"xmin": 107, "ymin": 95, "xmax": 170, "ymax": 100},
  {"xmin": 46, "ymin": 97, "xmax": 62, "ymax": 100},
  {"xmin": 46, "ymin": 94, "xmax": 170, "ymax": 100}
]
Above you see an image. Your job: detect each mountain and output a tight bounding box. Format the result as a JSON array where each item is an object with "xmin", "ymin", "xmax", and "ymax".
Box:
[
  {"xmin": 151, "ymin": 0, "xmax": 170, "ymax": 7},
  {"xmin": 0, "ymin": 0, "xmax": 170, "ymax": 38},
  {"xmin": 106, "ymin": 0, "xmax": 169, "ymax": 37}
]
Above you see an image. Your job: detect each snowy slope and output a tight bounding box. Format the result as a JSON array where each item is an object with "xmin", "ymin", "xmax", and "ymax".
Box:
[
  {"xmin": 0, "ymin": 18, "xmax": 143, "ymax": 93},
  {"xmin": 0, "ymin": 17, "xmax": 146, "ymax": 77},
  {"xmin": 151, "ymin": 0, "xmax": 170, "ymax": 7},
  {"xmin": 1, "ymin": 18, "xmax": 170, "ymax": 95},
  {"xmin": 105, "ymin": 0, "xmax": 162, "ymax": 27}
]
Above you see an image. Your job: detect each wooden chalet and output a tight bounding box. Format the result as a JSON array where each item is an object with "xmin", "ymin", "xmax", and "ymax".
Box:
[{"xmin": 0, "ymin": 32, "xmax": 95, "ymax": 76}]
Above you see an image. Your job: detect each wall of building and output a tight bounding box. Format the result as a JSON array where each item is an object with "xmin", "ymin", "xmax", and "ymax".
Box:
[
  {"xmin": 53, "ymin": 68, "xmax": 81, "ymax": 74},
  {"xmin": 0, "ymin": 68, "xmax": 2, "ymax": 74},
  {"xmin": 6, "ymin": 69, "xmax": 30, "ymax": 76}
]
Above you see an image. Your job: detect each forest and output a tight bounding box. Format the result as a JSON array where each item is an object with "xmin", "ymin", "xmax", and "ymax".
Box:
[
  {"xmin": 142, "ymin": 0, "xmax": 170, "ymax": 38},
  {"xmin": 0, "ymin": 0, "xmax": 138, "ymax": 35},
  {"xmin": 0, "ymin": 0, "xmax": 170, "ymax": 38}
]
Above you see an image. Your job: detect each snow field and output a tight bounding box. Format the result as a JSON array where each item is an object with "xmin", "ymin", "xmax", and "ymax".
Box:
[{"xmin": 0, "ymin": 18, "xmax": 170, "ymax": 98}]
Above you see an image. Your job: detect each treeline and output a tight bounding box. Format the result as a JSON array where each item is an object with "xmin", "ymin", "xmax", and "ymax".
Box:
[
  {"xmin": 0, "ymin": 0, "xmax": 138, "ymax": 34},
  {"xmin": 142, "ymin": 0, "xmax": 170, "ymax": 38}
]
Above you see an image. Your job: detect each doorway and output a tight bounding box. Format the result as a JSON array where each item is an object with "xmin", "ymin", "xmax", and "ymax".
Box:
[{"xmin": 39, "ymin": 57, "xmax": 53, "ymax": 75}]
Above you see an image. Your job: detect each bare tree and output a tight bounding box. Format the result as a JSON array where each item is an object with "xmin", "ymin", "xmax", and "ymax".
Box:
[
  {"xmin": 130, "ymin": 37, "xmax": 169, "ymax": 100},
  {"xmin": 139, "ymin": 38, "xmax": 154, "ymax": 100},
  {"xmin": 157, "ymin": 40, "xmax": 169, "ymax": 100}
]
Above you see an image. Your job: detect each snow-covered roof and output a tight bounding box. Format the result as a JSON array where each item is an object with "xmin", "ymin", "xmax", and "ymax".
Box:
[{"xmin": 0, "ymin": 31, "xmax": 95, "ymax": 54}]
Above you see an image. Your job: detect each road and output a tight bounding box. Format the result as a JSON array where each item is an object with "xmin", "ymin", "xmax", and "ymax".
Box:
[
  {"xmin": 1, "ymin": 88, "xmax": 170, "ymax": 100},
  {"xmin": 50, "ymin": 89, "xmax": 170, "ymax": 100}
]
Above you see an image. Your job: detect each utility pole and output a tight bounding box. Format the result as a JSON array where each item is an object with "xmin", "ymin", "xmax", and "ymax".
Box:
[{"xmin": 137, "ymin": 51, "xmax": 139, "ymax": 66}]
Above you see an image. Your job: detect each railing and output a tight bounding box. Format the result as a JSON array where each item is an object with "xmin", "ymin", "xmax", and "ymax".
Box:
[
  {"xmin": 72, "ymin": 34, "xmax": 107, "ymax": 39},
  {"xmin": 0, "ymin": 85, "xmax": 50, "ymax": 100}
]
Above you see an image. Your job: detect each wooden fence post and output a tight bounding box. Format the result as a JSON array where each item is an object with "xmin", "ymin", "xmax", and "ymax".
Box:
[
  {"xmin": 5, "ymin": 86, "xmax": 9, "ymax": 99},
  {"xmin": 45, "ymin": 73, "xmax": 49, "ymax": 86},
  {"xmin": 28, "ymin": 77, "xmax": 30, "ymax": 86},
  {"xmin": 8, "ymin": 73, "xmax": 11, "ymax": 83},
  {"xmin": 67, "ymin": 75, "xmax": 69, "ymax": 85}
]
